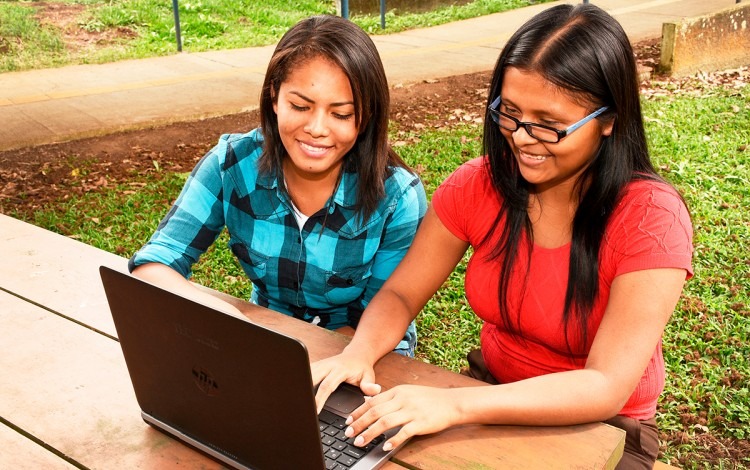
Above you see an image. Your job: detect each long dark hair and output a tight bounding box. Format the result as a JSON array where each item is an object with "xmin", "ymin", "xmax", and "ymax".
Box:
[
  {"xmin": 482, "ymin": 4, "xmax": 660, "ymax": 350},
  {"xmin": 258, "ymin": 14, "xmax": 408, "ymax": 222}
]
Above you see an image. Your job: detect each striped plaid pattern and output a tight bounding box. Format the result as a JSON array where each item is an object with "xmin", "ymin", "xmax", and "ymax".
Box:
[{"xmin": 129, "ymin": 128, "xmax": 426, "ymax": 353}]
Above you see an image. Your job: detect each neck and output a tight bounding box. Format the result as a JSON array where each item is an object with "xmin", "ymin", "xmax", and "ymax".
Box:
[
  {"xmin": 527, "ymin": 185, "xmax": 580, "ymax": 249},
  {"xmin": 283, "ymin": 160, "xmax": 342, "ymax": 216}
]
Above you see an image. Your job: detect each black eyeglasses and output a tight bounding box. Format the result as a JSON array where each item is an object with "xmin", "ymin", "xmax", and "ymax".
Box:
[{"xmin": 488, "ymin": 97, "xmax": 609, "ymax": 144}]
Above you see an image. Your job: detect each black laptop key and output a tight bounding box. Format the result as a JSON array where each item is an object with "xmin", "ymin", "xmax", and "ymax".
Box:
[
  {"xmin": 363, "ymin": 434, "xmax": 386, "ymax": 452},
  {"xmin": 319, "ymin": 410, "xmax": 389, "ymax": 469},
  {"xmin": 319, "ymin": 409, "xmax": 339, "ymax": 424},
  {"xmin": 325, "ymin": 449, "xmax": 342, "ymax": 460},
  {"xmin": 344, "ymin": 446, "xmax": 365, "ymax": 459},
  {"xmin": 337, "ymin": 454, "xmax": 357, "ymax": 467},
  {"xmin": 331, "ymin": 439, "xmax": 347, "ymax": 451}
]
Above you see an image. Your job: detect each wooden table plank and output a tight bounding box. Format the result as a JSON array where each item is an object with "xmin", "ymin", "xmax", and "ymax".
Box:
[
  {"xmin": 0, "ymin": 213, "xmax": 126, "ymax": 337},
  {"xmin": 0, "ymin": 424, "xmax": 78, "ymax": 470},
  {"xmin": 0, "ymin": 216, "xmax": 625, "ymax": 468},
  {"xmin": 1, "ymin": 288, "xmax": 623, "ymax": 469},
  {"xmin": 202, "ymin": 291, "xmax": 627, "ymax": 469},
  {"xmin": 0, "ymin": 291, "xmax": 228, "ymax": 469},
  {"xmin": 394, "ymin": 423, "xmax": 625, "ymax": 470}
]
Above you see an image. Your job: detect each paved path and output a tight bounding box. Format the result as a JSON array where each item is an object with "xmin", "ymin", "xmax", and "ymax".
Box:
[{"xmin": 0, "ymin": 0, "xmax": 737, "ymax": 151}]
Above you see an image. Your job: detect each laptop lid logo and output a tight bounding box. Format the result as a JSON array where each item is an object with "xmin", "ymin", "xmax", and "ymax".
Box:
[{"xmin": 192, "ymin": 366, "xmax": 220, "ymax": 396}]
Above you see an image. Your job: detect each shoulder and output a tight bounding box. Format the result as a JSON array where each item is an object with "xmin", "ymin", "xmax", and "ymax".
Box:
[
  {"xmin": 434, "ymin": 156, "xmax": 495, "ymax": 203},
  {"xmin": 220, "ymin": 127, "xmax": 264, "ymax": 147},
  {"xmin": 384, "ymin": 165, "xmax": 425, "ymax": 197},
  {"xmin": 614, "ymin": 177, "xmax": 689, "ymax": 218},
  {"xmin": 603, "ymin": 177, "xmax": 694, "ymax": 277},
  {"xmin": 432, "ymin": 157, "xmax": 500, "ymax": 243},
  {"xmin": 441, "ymin": 157, "xmax": 490, "ymax": 188},
  {"xmin": 215, "ymin": 128, "xmax": 264, "ymax": 168}
]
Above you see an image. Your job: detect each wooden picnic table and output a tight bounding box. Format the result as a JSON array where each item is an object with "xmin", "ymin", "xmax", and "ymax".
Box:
[{"xmin": 0, "ymin": 213, "xmax": 625, "ymax": 469}]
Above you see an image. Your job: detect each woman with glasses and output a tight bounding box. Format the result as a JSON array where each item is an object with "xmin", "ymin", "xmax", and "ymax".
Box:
[{"xmin": 313, "ymin": 4, "xmax": 693, "ymax": 468}]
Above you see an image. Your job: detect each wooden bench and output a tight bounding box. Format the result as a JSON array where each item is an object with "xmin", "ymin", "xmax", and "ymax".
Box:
[{"xmin": 0, "ymin": 213, "xmax": 626, "ymax": 469}]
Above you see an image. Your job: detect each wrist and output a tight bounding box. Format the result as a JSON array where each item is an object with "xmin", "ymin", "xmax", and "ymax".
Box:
[{"xmin": 341, "ymin": 340, "xmax": 381, "ymax": 367}]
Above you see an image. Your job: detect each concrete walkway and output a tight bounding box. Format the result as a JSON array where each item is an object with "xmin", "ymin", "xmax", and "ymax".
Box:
[{"xmin": 0, "ymin": 0, "xmax": 737, "ymax": 151}]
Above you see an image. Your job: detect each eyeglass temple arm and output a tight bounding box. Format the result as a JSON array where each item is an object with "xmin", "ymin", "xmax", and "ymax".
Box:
[{"xmin": 563, "ymin": 106, "xmax": 609, "ymax": 135}]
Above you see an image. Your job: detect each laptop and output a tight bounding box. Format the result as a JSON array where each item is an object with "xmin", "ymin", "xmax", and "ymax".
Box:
[{"xmin": 99, "ymin": 266, "xmax": 405, "ymax": 470}]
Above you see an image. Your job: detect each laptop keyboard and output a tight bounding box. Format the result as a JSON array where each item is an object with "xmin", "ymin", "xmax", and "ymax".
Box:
[{"xmin": 319, "ymin": 409, "xmax": 386, "ymax": 469}]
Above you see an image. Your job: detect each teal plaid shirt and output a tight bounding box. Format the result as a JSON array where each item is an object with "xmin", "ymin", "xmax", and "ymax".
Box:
[{"xmin": 129, "ymin": 128, "xmax": 426, "ymax": 353}]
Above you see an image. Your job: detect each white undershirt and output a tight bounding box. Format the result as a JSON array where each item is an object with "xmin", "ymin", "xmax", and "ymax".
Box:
[
  {"xmin": 284, "ymin": 177, "xmax": 310, "ymax": 230},
  {"xmin": 289, "ymin": 199, "xmax": 309, "ymax": 230}
]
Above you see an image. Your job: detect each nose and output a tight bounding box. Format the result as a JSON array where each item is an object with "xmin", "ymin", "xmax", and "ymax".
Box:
[
  {"xmin": 511, "ymin": 125, "xmax": 538, "ymax": 145},
  {"xmin": 304, "ymin": 110, "xmax": 330, "ymax": 137}
]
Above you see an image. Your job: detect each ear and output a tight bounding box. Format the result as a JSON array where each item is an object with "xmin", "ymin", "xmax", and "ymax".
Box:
[{"xmin": 601, "ymin": 117, "xmax": 615, "ymax": 137}]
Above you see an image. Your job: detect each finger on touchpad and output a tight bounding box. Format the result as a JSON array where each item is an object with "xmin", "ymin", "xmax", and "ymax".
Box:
[{"xmin": 324, "ymin": 383, "xmax": 366, "ymax": 415}]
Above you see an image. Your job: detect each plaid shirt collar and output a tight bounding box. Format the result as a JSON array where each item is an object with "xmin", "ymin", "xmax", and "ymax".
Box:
[{"xmin": 256, "ymin": 165, "xmax": 359, "ymax": 212}]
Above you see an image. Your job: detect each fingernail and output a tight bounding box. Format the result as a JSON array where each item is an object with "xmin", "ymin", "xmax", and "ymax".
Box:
[
  {"xmin": 345, "ymin": 416, "xmax": 353, "ymax": 425},
  {"xmin": 354, "ymin": 436, "xmax": 364, "ymax": 446},
  {"xmin": 382, "ymin": 442, "xmax": 393, "ymax": 451},
  {"xmin": 345, "ymin": 426, "xmax": 354, "ymax": 438}
]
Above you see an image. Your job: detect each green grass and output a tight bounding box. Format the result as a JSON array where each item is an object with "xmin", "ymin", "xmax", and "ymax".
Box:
[
  {"xmin": 0, "ymin": 2, "xmax": 66, "ymax": 71},
  {"xmin": 7, "ymin": 84, "xmax": 749, "ymax": 468},
  {"xmin": 643, "ymin": 87, "xmax": 750, "ymax": 467},
  {"xmin": 642, "ymin": 87, "xmax": 750, "ymax": 465},
  {"xmin": 0, "ymin": 0, "xmax": 547, "ymax": 72}
]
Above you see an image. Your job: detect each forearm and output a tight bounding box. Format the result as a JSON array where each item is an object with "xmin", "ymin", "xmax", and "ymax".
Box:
[
  {"xmin": 450, "ymin": 368, "xmax": 625, "ymax": 427},
  {"xmin": 344, "ymin": 288, "xmax": 418, "ymax": 366},
  {"xmin": 132, "ymin": 263, "xmax": 243, "ymax": 317},
  {"xmin": 346, "ymin": 207, "xmax": 467, "ymax": 366}
]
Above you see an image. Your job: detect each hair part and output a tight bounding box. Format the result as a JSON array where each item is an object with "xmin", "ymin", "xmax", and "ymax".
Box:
[{"xmin": 258, "ymin": 15, "xmax": 409, "ymax": 222}]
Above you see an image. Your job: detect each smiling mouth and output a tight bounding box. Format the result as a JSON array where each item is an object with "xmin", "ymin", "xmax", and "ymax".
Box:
[
  {"xmin": 300, "ymin": 141, "xmax": 331, "ymax": 155},
  {"xmin": 520, "ymin": 151, "xmax": 547, "ymax": 162}
]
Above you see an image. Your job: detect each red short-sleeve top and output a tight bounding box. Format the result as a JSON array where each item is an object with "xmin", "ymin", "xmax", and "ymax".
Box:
[{"xmin": 432, "ymin": 157, "xmax": 693, "ymax": 419}]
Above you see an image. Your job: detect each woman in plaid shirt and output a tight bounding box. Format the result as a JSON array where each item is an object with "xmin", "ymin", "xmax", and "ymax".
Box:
[{"xmin": 129, "ymin": 15, "xmax": 427, "ymax": 356}]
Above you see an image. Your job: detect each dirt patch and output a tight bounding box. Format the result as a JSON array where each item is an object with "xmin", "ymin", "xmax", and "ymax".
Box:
[
  {"xmin": 0, "ymin": 67, "xmax": 496, "ymax": 214},
  {"xmin": 31, "ymin": 1, "xmax": 137, "ymax": 53},
  {"xmin": 0, "ymin": 39, "xmax": 664, "ymax": 213},
  {"xmin": 4, "ymin": 37, "xmax": 748, "ymax": 217}
]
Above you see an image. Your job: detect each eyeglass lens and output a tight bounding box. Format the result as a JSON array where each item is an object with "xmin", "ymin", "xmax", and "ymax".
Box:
[{"xmin": 495, "ymin": 113, "xmax": 560, "ymax": 142}]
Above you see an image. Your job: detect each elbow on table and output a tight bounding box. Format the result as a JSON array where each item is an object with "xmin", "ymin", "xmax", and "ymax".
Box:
[{"xmin": 579, "ymin": 372, "xmax": 637, "ymax": 421}]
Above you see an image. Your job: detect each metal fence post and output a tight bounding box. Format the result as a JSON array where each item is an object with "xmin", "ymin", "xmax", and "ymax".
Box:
[
  {"xmin": 341, "ymin": 0, "xmax": 349, "ymax": 19},
  {"xmin": 171, "ymin": 0, "xmax": 183, "ymax": 51},
  {"xmin": 339, "ymin": 0, "xmax": 386, "ymax": 28}
]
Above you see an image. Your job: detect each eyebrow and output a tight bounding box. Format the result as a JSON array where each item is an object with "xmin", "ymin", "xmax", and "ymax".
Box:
[
  {"xmin": 288, "ymin": 91, "xmax": 354, "ymax": 108},
  {"xmin": 499, "ymin": 97, "xmax": 564, "ymax": 121}
]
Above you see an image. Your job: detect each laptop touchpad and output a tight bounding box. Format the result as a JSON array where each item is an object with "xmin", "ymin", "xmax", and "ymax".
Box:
[{"xmin": 324, "ymin": 384, "xmax": 366, "ymax": 415}]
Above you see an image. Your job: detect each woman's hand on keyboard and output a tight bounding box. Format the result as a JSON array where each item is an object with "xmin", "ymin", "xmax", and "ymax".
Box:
[
  {"xmin": 311, "ymin": 350, "xmax": 381, "ymax": 414},
  {"xmin": 344, "ymin": 384, "xmax": 460, "ymax": 451}
]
